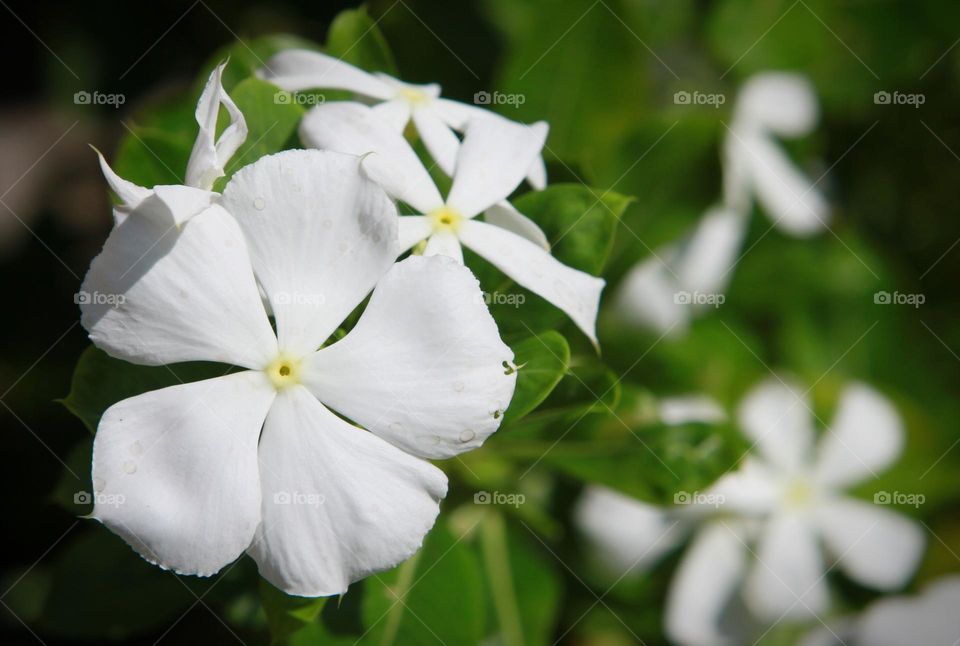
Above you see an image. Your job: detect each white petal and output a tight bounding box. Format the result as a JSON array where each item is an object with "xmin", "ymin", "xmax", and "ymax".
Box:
[
  {"xmin": 614, "ymin": 252, "xmax": 690, "ymax": 335},
  {"xmin": 95, "ymin": 149, "xmax": 151, "ymax": 210},
  {"xmin": 705, "ymin": 458, "xmax": 780, "ymax": 515},
  {"xmin": 665, "ymin": 521, "xmax": 750, "ymax": 646},
  {"xmin": 397, "ymin": 215, "xmax": 432, "ymax": 254},
  {"xmin": 371, "ymin": 99, "xmax": 412, "ymax": 131},
  {"xmin": 574, "ymin": 486, "xmax": 685, "ymax": 575},
  {"xmin": 248, "ymin": 386, "xmax": 447, "ymax": 597},
  {"xmin": 81, "ymin": 204, "xmax": 278, "ymax": 368},
  {"xmin": 857, "ymin": 576, "xmax": 960, "ymax": 646},
  {"xmin": 735, "ymin": 72, "xmax": 819, "ymax": 137},
  {"xmin": 813, "ymin": 497, "xmax": 924, "ymax": 590},
  {"xmin": 813, "ymin": 383, "xmax": 904, "ymax": 488},
  {"xmin": 185, "ymin": 61, "xmax": 248, "ymax": 191},
  {"xmin": 744, "ymin": 512, "xmax": 829, "ymax": 621},
  {"xmin": 658, "ymin": 395, "xmax": 726, "ymax": 426},
  {"xmin": 92, "ymin": 371, "xmax": 274, "ymax": 576},
  {"xmin": 446, "ymin": 114, "xmax": 548, "ymax": 218},
  {"xmin": 299, "ymin": 102, "xmax": 443, "ymax": 213},
  {"xmin": 484, "ymin": 201, "xmax": 550, "ymax": 250},
  {"xmin": 674, "ymin": 206, "xmax": 747, "ymax": 296},
  {"xmin": 303, "ymin": 255, "xmax": 516, "ymax": 459},
  {"xmin": 739, "ymin": 132, "xmax": 829, "ymax": 236},
  {"xmin": 149, "ymin": 184, "xmax": 218, "ymax": 227},
  {"xmin": 411, "ymin": 105, "xmax": 460, "ymax": 176},
  {"xmin": 432, "ymin": 97, "xmax": 483, "ymax": 130},
  {"xmin": 526, "ymin": 154, "xmax": 547, "ymax": 190},
  {"xmin": 459, "ymin": 219, "xmax": 604, "ymax": 346},
  {"xmin": 423, "ymin": 229, "xmax": 464, "ymax": 263},
  {"xmin": 259, "ymin": 49, "xmax": 393, "ymax": 99},
  {"xmin": 222, "ymin": 149, "xmax": 397, "ymax": 357},
  {"xmin": 737, "ymin": 378, "xmax": 815, "ymax": 472}
]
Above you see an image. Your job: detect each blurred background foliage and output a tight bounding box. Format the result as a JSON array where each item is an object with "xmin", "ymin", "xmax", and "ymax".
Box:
[{"xmin": 1, "ymin": 0, "xmax": 959, "ymax": 643}]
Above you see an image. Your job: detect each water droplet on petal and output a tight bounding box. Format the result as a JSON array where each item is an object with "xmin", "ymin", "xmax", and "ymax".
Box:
[
  {"xmin": 123, "ymin": 461, "xmax": 137, "ymax": 475},
  {"xmin": 253, "ymin": 197, "xmax": 266, "ymax": 210},
  {"xmin": 93, "ymin": 477, "xmax": 105, "ymax": 492},
  {"xmin": 459, "ymin": 429, "xmax": 476, "ymax": 442},
  {"xmin": 453, "ymin": 381, "xmax": 465, "ymax": 392},
  {"xmin": 322, "ymin": 219, "xmax": 333, "ymax": 229},
  {"xmin": 130, "ymin": 441, "xmax": 143, "ymax": 456},
  {"xmin": 389, "ymin": 421, "xmax": 403, "ymax": 433}
]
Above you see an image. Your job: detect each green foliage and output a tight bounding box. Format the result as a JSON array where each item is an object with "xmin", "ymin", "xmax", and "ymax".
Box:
[{"xmin": 504, "ymin": 331, "xmax": 570, "ymax": 424}]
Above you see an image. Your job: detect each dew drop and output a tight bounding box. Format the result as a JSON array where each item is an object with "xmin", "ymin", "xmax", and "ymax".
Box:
[
  {"xmin": 453, "ymin": 381, "xmax": 465, "ymax": 392},
  {"xmin": 93, "ymin": 477, "xmax": 105, "ymax": 492},
  {"xmin": 459, "ymin": 429, "xmax": 476, "ymax": 443},
  {"xmin": 130, "ymin": 441, "xmax": 143, "ymax": 456},
  {"xmin": 123, "ymin": 461, "xmax": 137, "ymax": 475},
  {"xmin": 253, "ymin": 197, "xmax": 266, "ymax": 210},
  {"xmin": 322, "ymin": 219, "xmax": 333, "ymax": 229},
  {"xmin": 389, "ymin": 421, "xmax": 403, "ymax": 433}
]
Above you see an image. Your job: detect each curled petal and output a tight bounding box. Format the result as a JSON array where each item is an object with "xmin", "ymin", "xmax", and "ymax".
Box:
[{"xmin": 185, "ymin": 62, "xmax": 248, "ymax": 190}]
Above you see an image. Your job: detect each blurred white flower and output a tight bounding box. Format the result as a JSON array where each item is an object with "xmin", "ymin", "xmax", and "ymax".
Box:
[
  {"xmin": 80, "ymin": 150, "xmax": 516, "ymax": 596},
  {"xmin": 575, "ymin": 378, "xmax": 925, "ymax": 646},
  {"xmin": 300, "ymin": 101, "xmax": 605, "ymax": 346},
  {"xmin": 616, "ymin": 72, "xmax": 828, "ymax": 335},
  {"xmin": 801, "ymin": 576, "xmax": 960, "ymax": 646},
  {"xmin": 258, "ymin": 49, "xmax": 547, "ymax": 188},
  {"xmin": 96, "ymin": 61, "xmax": 248, "ymax": 228}
]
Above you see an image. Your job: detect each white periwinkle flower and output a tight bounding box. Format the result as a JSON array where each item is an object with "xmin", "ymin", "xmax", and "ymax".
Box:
[
  {"xmin": 299, "ymin": 101, "xmax": 605, "ymax": 346},
  {"xmin": 80, "ymin": 149, "xmax": 516, "ymax": 596},
  {"xmin": 616, "ymin": 71, "xmax": 828, "ymax": 335},
  {"xmin": 258, "ymin": 48, "xmax": 547, "ymax": 188},
  {"xmin": 575, "ymin": 378, "xmax": 925, "ymax": 646},
  {"xmin": 96, "ymin": 61, "xmax": 248, "ymax": 228},
  {"xmin": 802, "ymin": 576, "xmax": 960, "ymax": 646}
]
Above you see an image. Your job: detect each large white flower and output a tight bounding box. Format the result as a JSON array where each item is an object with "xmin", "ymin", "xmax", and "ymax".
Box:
[
  {"xmin": 96, "ymin": 61, "xmax": 248, "ymax": 229},
  {"xmin": 575, "ymin": 379, "xmax": 925, "ymax": 646},
  {"xmin": 299, "ymin": 101, "xmax": 605, "ymax": 346},
  {"xmin": 80, "ymin": 149, "xmax": 517, "ymax": 596},
  {"xmin": 802, "ymin": 576, "xmax": 960, "ymax": 646},
  {"xmin": 616, "ymin": 72, "xmax": 828, "ymax": 335},
  {"xmin": 258, "ymin": 48, "xmax": 547, "ymax": 188}
]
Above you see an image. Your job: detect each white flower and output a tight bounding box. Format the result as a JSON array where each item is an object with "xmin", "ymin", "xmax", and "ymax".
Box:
[
  {"xmin": 96, "ymin": 61, "xmax": 247, "ymax": 228},
  {"xmin": 801, "ymin": 576, "xmax": 960, "ymax": 646},
  {"xmin": 575, "ymin": 378, "xmax": 925, "ymax": 646},
  {"xmin": 258, "ymin": 48, "xmax": 547, "ymax": 188},
  {"xmin": 299, "ymin": 101, "xmax": 605, "ymax": 346},
  {"xmin": 615, "ymin": 72, "xmax": 828, "ymax": 335},
  {"xmin": 80, "ymin": 149, "xmax": 517, "ymax": 596}
]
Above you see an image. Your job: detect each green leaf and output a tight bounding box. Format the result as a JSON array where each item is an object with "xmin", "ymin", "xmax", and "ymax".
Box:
[
  {"xmin": 62, "ymin": 346, "xmax": 231, "ymax": 433},
  {"xmin": 479, "ymin": 512, "xmax": 561, "ymax": 646},
  {"xmin": 214, "ymin": 77, "xmax": 305, "ymax": 188},
  {"xmin": 360, "ymin": 522, "xmax": 485, "ymax": 645},
  {"xmin": 259, "ymin": 578, "xmax": 327, "ymax": 644},
  {"xmin": 325, "ymin": 7, "xmax": 398, "ymax": 74},
  {"xmin": 504, "ymin": 331, "xmax": 570, "ymax": 424}
]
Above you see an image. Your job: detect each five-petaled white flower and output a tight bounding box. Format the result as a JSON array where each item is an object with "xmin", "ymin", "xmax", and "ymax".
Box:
[
  {"xmin": 80, "ymin": 149, "xmax": 516, "ymax": 596},
  {"xmin": 616, "ymin": 72, "xmax": 829, "ymax": 335},
  {"xmin": 576, "ymin": 378, "xmax": 925, "ymax": 646},
  {"xmin": 96, "ymin": 61, "xmax": 248, "ymax": 229},
  {"xmin": 298, "ymin": 101, "xmax": 605, "ymax": 346},
  {"xmin": 258, "ymin": 48, "xmax": 547, "ymax": 188}
]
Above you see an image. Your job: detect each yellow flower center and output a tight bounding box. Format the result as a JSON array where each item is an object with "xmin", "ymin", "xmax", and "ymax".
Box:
[
  {"xmin": 783, "ymin": 477, "xmax": 815, "ymax": 508},
  {"xmin": 265, "ymin": 354, "xmax": 302, "ymax": 390},
  {"xmin": 429, "ymin": 206, "xmax": 463, "ymax": 233},
  {"xmin": 398, "ymin": 87, "xmax": 429, "ymax": 105}
]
